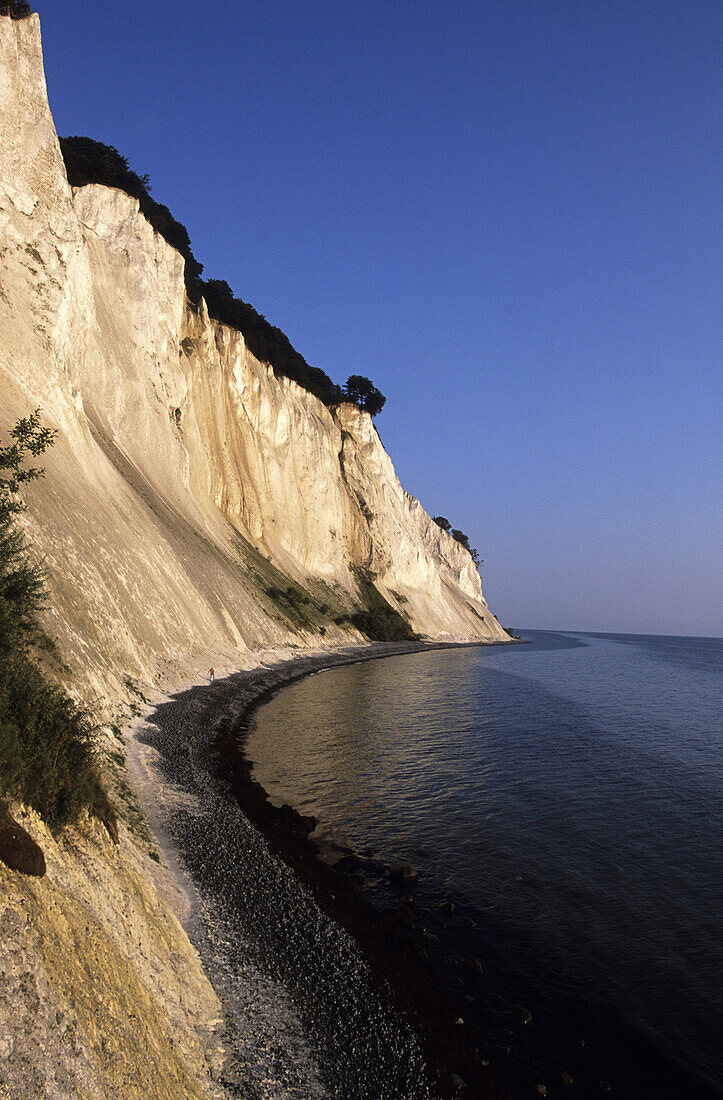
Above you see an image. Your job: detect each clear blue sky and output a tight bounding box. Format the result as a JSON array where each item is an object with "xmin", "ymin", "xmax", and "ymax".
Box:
[{"xmin": 38, "ymin": 1, "xmax": 721, "ymax": 636}]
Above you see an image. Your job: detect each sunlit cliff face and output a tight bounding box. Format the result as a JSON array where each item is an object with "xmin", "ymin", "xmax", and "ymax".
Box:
[{"xmin": 0, "ymin": 13, "xmax": 507, "ymax": 699}]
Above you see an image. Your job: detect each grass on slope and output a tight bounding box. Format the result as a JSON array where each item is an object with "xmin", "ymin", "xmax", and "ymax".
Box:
[{"xmin": 0, "ymin": 412, "xmax": 113, "ymax": 832}]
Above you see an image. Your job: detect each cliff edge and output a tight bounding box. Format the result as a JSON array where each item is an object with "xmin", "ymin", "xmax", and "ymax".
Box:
[
  {"xmin": 0, "ymin": 13, "xmax": 508, "ymax": 1098},
  {"xmin": 0, "ymin": 13, "xmax": 505, "ymax": 705}
]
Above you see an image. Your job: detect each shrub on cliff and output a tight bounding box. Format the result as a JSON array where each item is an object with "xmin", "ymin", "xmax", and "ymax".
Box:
[
  {"xmin": 0, "ymin": 2, "xmax": 32, "ymax": 19},
  {"xmin": 0, "ymin": 412, "xmax": 112, "ymax": 831},
  {"xmin": 59, "ymin": 137, "xmax": 203, "ymax": 282},
  {"xmin": 451, "ymin": 528, "xmax": 481, "ymax": 565},
  {"xmin": 433, "ymin": 516, "xmax": 481, "ymax": 565},
  {"xmin": 350, "ymin": 569, "xmax": 418, "ymax": 642},
  {"xmin": 59, "ymin": 137, "xmax": 347, "ymax": 408},
  {"xmin": 343, "ymin": 375, "xmax": 386, "ymax": 418}
]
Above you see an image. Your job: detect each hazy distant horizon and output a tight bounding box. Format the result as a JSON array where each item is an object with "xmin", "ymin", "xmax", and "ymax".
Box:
[
  {"xmin": 514, "ymin": 626, "xmax": 723, "ymax": 640},
  {"xmin": 37, "ymin": 0, "xmax": 722, "ymax": 637}
]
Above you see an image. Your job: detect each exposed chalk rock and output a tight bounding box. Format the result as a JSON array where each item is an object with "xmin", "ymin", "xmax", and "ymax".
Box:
[
  {"xmin": 0, "ymin": 15, "xmax": 508, "ymax": 704},
  {"xmin": 0, "ymin": 12, "xmax": 511, "ymax": 1099}
]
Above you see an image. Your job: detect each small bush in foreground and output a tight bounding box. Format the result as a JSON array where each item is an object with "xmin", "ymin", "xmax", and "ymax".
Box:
[
  {"xmin": 0, "ymin": 412, "xmax": 112, "ymax": 831},
  {"xmin": 0, "ymin": 653, "xmax": 111, "ymax": 829}
]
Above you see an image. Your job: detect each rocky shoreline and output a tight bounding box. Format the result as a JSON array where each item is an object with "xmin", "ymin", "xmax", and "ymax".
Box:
[
  {"xmin": 129, "ymin": 641, "xmax": 720, "ymax": 1100},
  {"xmin": 129, "ymin": 640, "xmax": 532, "ymax": 1100},
  {"xmin": 209, "ymin": 641, "xmax": 534, "ymax": 1100}
]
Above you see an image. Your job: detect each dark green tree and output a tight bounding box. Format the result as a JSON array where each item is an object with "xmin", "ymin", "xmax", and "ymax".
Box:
[
  {"xmin": 343, "ymin": 375, "xmax": 386, "ymax": 417},
  {"xmin": 0, "ymin": 411, "xmax": 55, "ymax": 651},
  {"xmin": 433, "ymin": 516, "xmax": 451, "ymax": 532},
  {"xmin": 1, "ymin": 410, "xmax": 56, "ymax": 518},
  {"xmin": 451, "ymin": 528, "xmax": 482, "ymax": 566},
  {"xmin": 0, "ymin": 413, "xmax": 111, "ymax": 830},
  {"xmin": 0, "ymin": 2, "xmax": 32, "ymax": 18}
]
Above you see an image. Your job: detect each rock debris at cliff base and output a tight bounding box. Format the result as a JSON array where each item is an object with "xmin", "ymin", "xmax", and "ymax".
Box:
[
  {"xmin": 0, "ymin": 10, "xmax": 509, "ymax": 1098},
  {"xmin": 129, "ymin": 649, "xmax": 443, "ymax": 1100}
]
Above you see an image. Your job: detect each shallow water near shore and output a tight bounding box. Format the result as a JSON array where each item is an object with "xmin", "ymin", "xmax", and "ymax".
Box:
[
  {"xmin": 134, "ymin": 652, "xmax": 439, "ymax": 1100},
  {"xmin": 247, "ymin": 631, "xmax": 723, "ymax": 1097}
]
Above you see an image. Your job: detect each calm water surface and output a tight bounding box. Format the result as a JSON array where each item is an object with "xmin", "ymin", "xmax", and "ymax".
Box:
[{"xmin": 247, "ymin": 632, "xmax": 723, "ymax": 1095}]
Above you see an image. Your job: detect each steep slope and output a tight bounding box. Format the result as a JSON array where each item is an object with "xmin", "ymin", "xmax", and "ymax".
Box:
[
  {"xmin": 0, "ymin": 13, "xmax": 509, "ymax": 1098},
  {"xmin": 0, "ymin": 13, "xmax": 506, "ymax": 702}
]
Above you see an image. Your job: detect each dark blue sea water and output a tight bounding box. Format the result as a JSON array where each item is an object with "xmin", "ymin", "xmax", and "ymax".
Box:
[{"xmin": 246, "ymin": 631, "xmax": 723, "ymax": 1097}]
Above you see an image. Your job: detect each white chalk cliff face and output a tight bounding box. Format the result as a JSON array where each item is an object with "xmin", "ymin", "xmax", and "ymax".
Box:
[
  {"xmin": 0, "ymin": 14, "xmax": 507, "ymax": 699},
  {"xmin": 0, "ymin": 15, "xmax": 511, "ymax": 1098}
]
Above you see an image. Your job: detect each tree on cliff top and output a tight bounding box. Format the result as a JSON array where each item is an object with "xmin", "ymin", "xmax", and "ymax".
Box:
[
  {"xmin": 0, "ymin": 2, "xmax": 32, "ymax": 19},
  {"xmin": 451, "ymin": 528, "xmax": 481, "ymax": 565},
  {"xmin": 433, "ymin": 516, "xmax": 482, "ymax": 566},
  {"xmin": 343, "ymin": 375, "xmax": 386, "ymax": 417}
]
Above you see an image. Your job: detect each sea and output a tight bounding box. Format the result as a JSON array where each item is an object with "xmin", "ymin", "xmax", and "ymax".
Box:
[{"xmin": 246, "ymin": 631, "xmax": 723, "ymax": 1098}]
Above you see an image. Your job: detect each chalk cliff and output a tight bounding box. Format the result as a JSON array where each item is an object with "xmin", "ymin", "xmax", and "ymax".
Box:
[
  {"xmin": 0, "ymin": 12, "xmax": 508, "ymax": 1098},
  {"xmin": 0, "ymin": 14, "xmax": 505, "ymax": 702}
]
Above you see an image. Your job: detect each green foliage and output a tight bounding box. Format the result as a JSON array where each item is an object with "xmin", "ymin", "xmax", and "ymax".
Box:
[
  {"xmin": 245, "ymin": 541, "xmax": 414, "ymax": 642},
  {"xmin": 60, "ymin": 137, "xmax": 203, "ymax": 281},
  {"xmin": 0, "ymin": 413, "xmax": 111, "ymax": 831},
  {"xmin": 234, "ymin": 532, "xmax": 351, "ymax": 636},
  {"xmin": 0, "ymin": 410, "xmax": 55, "ymax": 520},
  {"xmin": 434, "ymin": 514, "xmax": 482, "ymax": 565},
  {"xmin": 0, "ymin": 411, "xmax": 55, "ymax": 652},
  {"xmin": 265, "ymin": 584, "xmax": 311, "ymax": 610},
  {"xmin": 262, "ymin": 580, "xmax": 322, "ymax": 630},
  {"xmin": 59, "ymin": 138, "xmax": 346, "ymax": 408},
  {"xmin": 451, "ymin": 528, "xmax": 481, "ymax": 565},
  {"xmin": 343, "ymin": 375, "xmax": 386, "ymax": 417},
  {"xmin": 350, "ymin": 608, "xmax": 415, "ymax": 642},
  {"xmin": 0, "ymin": 654, "xmax": 111, "ymax": 829},
  {"xmin": 350, "ymin": 570, "xmax": 418, "ymax": 642},
  {"xmin": 0, "ymin": 1, "xmax": 32, "ymax": 18},
  {"xmin": 0, "ymin": 521, "xmax": 45, "ymax": 654}
]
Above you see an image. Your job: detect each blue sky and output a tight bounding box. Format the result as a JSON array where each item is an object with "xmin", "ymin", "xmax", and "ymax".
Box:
[{"xmin": 38, "ymin": 1, "xmax": 721, "ymax": 635}]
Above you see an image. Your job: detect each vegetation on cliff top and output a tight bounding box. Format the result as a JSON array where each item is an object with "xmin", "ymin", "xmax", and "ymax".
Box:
[
  {"xmin": 59, "ymin": 137, "xmax": 387, "ymax": 414},
  {"xmin": 0, "ymin": 413, "xmax": 112, "ymax": 831},
  {"xmin": 343, "ymin": 375, "xmax": 386, "ymax": 418},
  {"xmin": 0, "ymin": 1, "xmax": 32, "ymax": 19},
  {"xmin": 433, "ymin": 516, "xmax": 482, "ymax": 566}
]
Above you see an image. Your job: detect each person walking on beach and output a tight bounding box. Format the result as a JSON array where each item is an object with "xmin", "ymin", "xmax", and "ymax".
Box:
[{"xmin": 209, "ymin": 667, "xmax": 215, "ymax": 682}]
